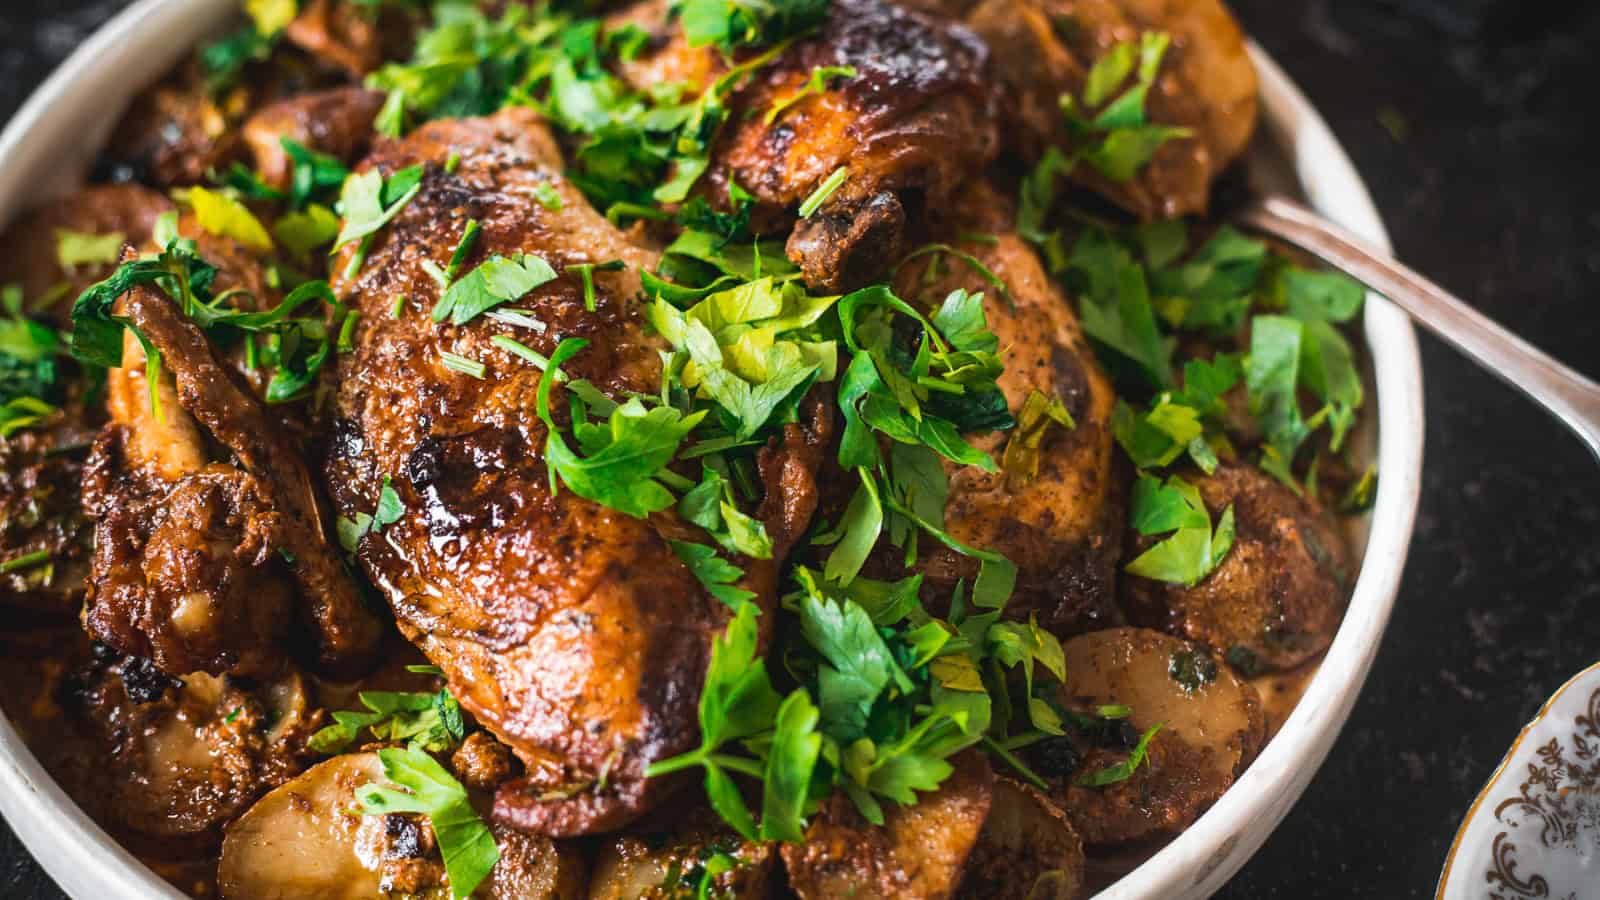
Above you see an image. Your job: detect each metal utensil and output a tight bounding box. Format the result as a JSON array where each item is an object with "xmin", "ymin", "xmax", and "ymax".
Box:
[{"xmin": 1233, "ymin": 193, "xmax": 1600, "ymax": 462}]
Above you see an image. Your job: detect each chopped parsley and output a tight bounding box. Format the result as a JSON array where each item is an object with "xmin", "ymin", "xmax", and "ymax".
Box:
[
  {"xmin": 440, "ymin": 350, "xmax": 487, "ymax": 379},
  {"xmin": 54, "ymin": 230, "xmax": 123, "ymax": 269},
  {"xmin": 1125, "ymin": 473, "xmax": 1234, "ymax": 586},
  {"xmin": 797, "ymin": 166, "xmax": 848, "ymax": 218},
  {"xmin": 70, "ymin": 219, "xmax": 348, "ymax": 403},
  {"xmin": 310, "ymin": 686, "xmax": 466, "ymax": 755},
  {"xmin": 1074, "ymin": 722, "xmax": 1162, "ymax": 787},
  {"xmin": 357, "ymin": 747, "xmax": 499, "ymax": 900},
  {"xmin": 432, "ymin": 254, "xmax": 558, "ymax": 325},
  {"xmin": 677, "ymin": 0, "xmax": 831, "ymax": 53},
  {"xmin": 765, "ymin": 64, "xmax": 856, "ymax": 124},
  {"xmin": 1060, "ymin": 32, "xmax": 1190, "ymax": 183}
]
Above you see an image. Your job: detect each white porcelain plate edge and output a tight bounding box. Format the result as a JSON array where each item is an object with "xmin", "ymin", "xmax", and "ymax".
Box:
[
  {"xmin": 1435, "ymin": 660, "xmax": 1600, "ymax": 900},
  {"xmin": 0, "ymin": 8, "xmax": 1426, "ymax": 898}
]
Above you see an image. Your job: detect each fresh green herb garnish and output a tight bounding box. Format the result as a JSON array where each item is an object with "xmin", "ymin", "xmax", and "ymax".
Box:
[
  {"xmin": 311, "ymin": 686, "xmax": 466, "ymax": 755},
  {"xmin": 432, "ymin": 253, "xmax": 558, "ymax": 325},
  {"xmin": 440, "ymin": 350, "xmax": 487, "ymax": 379},
  {"xmin": 0, "ymin": 549, "xmax": 51, "ymax": 575},
  {"xmin": 677, "ymin": 0, "xmax": 831, "ymax": 53},
  {"xmin": 544, "ymin": 393, "xmax": 705, "ymax": 518},
  {"xmin": 1074, "ymin": 722, "xmax": 1162, "ymax": 787},
  {"xmin": 765, "ymin": 64, "xmax": 855, "ymax": 124},
  {"xmin": 334, "ymin": 164, "xmax": 425, "ymax": 252},
  {"xmin": 54, "ymin": 230, "xmax": 124, "ymax": 269},
  {"xmin": 1061, "ymin": 32, "xmax": 1190, "ymax": 183},
  {"xmin": 357, "ymin": 747, "xmax": 499, "ymax": 900},
  {"xmin": 797, "ymin": 166, "xmax": 848, "ymax": 218},
  {"xmin": 187, "ymin": 187, "xmax": 274, "ymax": 252},
  {"xmin": 1125, "ymin": 473, "xmax": 1234, "ymax": 586},
  {"xmin": 1002, "ymin": 389, "xmax": 1076, "ymax": 488}
]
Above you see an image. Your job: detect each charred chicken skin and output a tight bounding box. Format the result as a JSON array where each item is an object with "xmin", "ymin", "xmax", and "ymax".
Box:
[
  {"xmin": 611, "ymin": 0, "xmax": 999, "ymax": 291},
  {"xmin": 323, "ymin": 108, "xmax": 809, "ymax": 836},
  {"xmin": 84, "ymin": 230, "xmax": 383, "ymax": 678}
]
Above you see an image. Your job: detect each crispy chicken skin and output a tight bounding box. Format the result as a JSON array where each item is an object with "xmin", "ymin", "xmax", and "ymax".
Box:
[
  {"xmin": 83, "ymin": 233, "xmax": 382, "ymax": 677},
  {"xmin": 324, "ymin": 108, "xmax": 785, "ymax": 836},
  {"xmin": 611, "ymin": 0, "xmax": 999, "ymax": 291},
  {"xmin": 242, "ymin": 87, "xmax": 387, "ymax": 193},
  {"xmin": 893, "ymin": 185, "xmax": 1124, "ymax": 635},
  {"xmin": 963, "ymin": 0, "xmax": 1257, "ymax": 219}
]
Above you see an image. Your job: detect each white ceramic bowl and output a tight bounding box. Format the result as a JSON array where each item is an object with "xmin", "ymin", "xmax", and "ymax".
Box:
[{"xmin": 0, "ymin": 3, "xmax": 1426, "ymax": 897}]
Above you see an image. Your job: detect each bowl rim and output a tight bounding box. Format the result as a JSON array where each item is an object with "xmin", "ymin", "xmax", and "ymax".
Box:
[{"xmin": 0, "ymin": 5, "xmax": 1425, "ymax": 898}]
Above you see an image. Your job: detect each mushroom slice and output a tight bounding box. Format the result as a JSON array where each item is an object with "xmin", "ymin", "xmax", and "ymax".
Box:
[
  {"xmin": 588, "ymin": 817, "xmax": 773, "ymax": 900},
  {"xmin": 959, "ymin": 778, "xmax": 1085, "ymax": 899},
  {"xmin": 781, "ymin": 751, "xmax": 993, "ymax": 899},
  {"xmin": 1120, "ymin": 463, "xmax": 1351, "ymax": 672},
  {"xmin": 220, "ymin": 753, "xmax": 586, "ymax": 900},
  {"xmin": 1054, "ymin": 627, "xmax": 1265, "ymax": 845},
  {"xmin": 219, "ymin": 753, "xmax": 389, "ymax": 900}
]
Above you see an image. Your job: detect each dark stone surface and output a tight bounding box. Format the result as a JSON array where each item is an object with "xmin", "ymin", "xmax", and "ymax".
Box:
[{"xmin": 1, "ymin": 1, "xmax": 1598, "ymax": 896}]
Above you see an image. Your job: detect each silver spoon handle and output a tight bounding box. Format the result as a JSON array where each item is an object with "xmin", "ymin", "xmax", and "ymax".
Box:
[{"xmin": 1237, "ymin": 193, "xmax": 1600, "ymax": 462}]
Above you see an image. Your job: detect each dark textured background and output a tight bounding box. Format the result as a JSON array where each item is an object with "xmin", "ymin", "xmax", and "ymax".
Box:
[{"xmin": 2, "ymin": 0, "xmax": 1598, "ymax": 896}]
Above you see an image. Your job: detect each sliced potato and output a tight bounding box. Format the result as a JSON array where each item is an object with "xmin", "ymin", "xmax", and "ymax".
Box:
[
  {"xmin": 1121, "ymin": 463, "xmax": 1351, "ymax": 672},
  {"xmin": 781, "ymin": 752, "xmax": 993, "ymax": 900},
  {"xmin": 220, "ymin": 752, "xmax": 584, "ymax": 900},
  {"xmin": 588, "ymin": 816, "xmax": 772, "ymax": 900},
  {"xmin": 1054, "ymin": 627, "xmax": 1264, "ymax": 845},
  {"xmin": 959, "ymin": 778, "xmax": 1085, "ymax": 899}
]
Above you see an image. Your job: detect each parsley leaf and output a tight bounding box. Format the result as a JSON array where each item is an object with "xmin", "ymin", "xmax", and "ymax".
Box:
[
  {"xmin": 544, "ymin": 396, "xmax": 705, "ymax": 517},
  {"xmin": 334, "ymin": 165, "xmax": 425, "ymax": 251},
  {"xmin": 758, "ymin": 691, "xmax": 823, "ymax": 842},
  {"xmin": 54, "ymin": 229, "xmax": 124, "ymax": 269},
  {"xmin": 431, "ymin": 254, "xmax": 558, "ymax": 325},
  {"xmin": 1125, "ymin": 474, "xmax": 1234, "ymax": 586},
  {"xmin": 678, "ymin": 463, "xmax": 773, "ymax": 559},
  {"xmin": 670, "ymin": 540, "xmax": 756, "ymax": 609},
  {"xmin": 677, "ymin": 0, "xmax": 831, "ymax": 53},
  {"xmin": 1075, "ymin": 722, "xmax": 1162, "ymax": 787},
  {"xmin": 357, "ymin": 747, "xmax": 499, "ymax": 899}
]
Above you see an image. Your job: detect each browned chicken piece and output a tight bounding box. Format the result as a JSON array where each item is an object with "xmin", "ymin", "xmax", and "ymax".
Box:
[
  {"xmin": 0, "ymin": 406, "xmax": 97, "ymax": 618},
  {"xmin": 963, "ymin": 0, "xmax": 1257, "ymax": 219},
  {"xmin": 82, "ymin": 430, "xmax": 295, "ymax": 677},
  {"xmin": 0, "ymin": 184, "xmax": 172, "ymax": 325},
  {"xmin": 892, "ymin": 185, "xmax": 1123, "ymax": 636},
  {"xmin": 99, "ymin": 46, "xmax": 344, "ymax": 188},
  {"xmin": 285, "ymin": 0, "xmax": 400, "ymax": 77},
  {"xmin": 588, "ymin": 811, "xmax": 775, "ymax": 899},
  {"xmin": 324, "ymin": 108, "xmax": 817, "ymax": 835},
  {"xmin": 1121, "ymin": 462, "xmax": 1351, "ymax": 672},
  {"xmin": 83, "ymin": 236, "xmax": 382, "ymax": 676},
  {"xmin": 242, "ymin": 87, "xmax": 386, "ymax": 192},
  {"xmin": 1045, "ymin": 627, "xmax": 1265, "ymax": 846},
  {"xmin": 781, "ymin": 751, "xmax": 994, "ymax": 899},
  {"xmin": 3, "ymin": 634, "xmax": 319, "ymax": 859},
  {"xmin": 610, "ymin": 0, "xmax": 999, "ymax": 291},
  {"xmin": 101, "ymin": 66, "xmax": 248, "ymax": 186}
]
